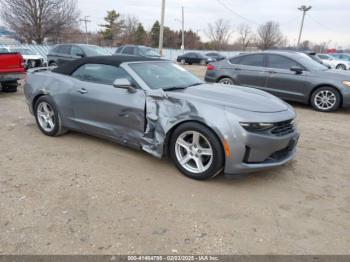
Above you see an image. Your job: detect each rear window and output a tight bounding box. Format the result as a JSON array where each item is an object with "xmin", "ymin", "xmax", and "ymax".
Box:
[
  {"xmin": 122, "ymin": 46, "xmax": 134, "ymax": 55},
  {"xmin": 57, "ymin": 45, "xmax": 71, "ymax": 55},
  {"xmin": 239, "ymin": 54, "xmax": 265, "ymax": 67}
]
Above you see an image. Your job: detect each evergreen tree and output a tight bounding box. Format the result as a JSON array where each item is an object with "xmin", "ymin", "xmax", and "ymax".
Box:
[
  {"xmin": 99, "ymin": 10, "xmax": 124, "ymax": 43},
  {"xmin": 134, "ymin": 23, "xmax": 147, "ymax": 45},
  {"xmin": 150, "ymin": 21, "xmax": 160, "ymax": 48}
]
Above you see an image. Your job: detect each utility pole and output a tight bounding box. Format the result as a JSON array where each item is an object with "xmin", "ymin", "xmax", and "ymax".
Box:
[
  {"xmin": 297, "ymin": 5, "xmax": 312, "ymax": 48},
  {"xmin": 80, "ymin": 16, "xmax": 91, "ymax": 44},
  {"xmin": 181, "ymin": 5, "xmax": 185, "ymax": 53},
  {"xmin": 159, "ymin": 0, "xmax": 165, "ymax": 55}
]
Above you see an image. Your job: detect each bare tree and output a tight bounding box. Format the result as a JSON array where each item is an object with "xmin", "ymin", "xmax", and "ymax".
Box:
[
  {"xmin": 0, "ymin": 0, "xmax": 80, "ymax": 44},
  {"xmin": 205, "ymin": 19, "xmax": 232, "ymax": 50},
  {"xmin": 237, "ymin": 23, "xmax": 252, "ymax": 51},
  {"xmin": 256, "ymin": 21, "xmax": 283, "ymax": 50},
  {"xmin": 122, "ymin": 15, "xmax": 139, "ymax": 44}
]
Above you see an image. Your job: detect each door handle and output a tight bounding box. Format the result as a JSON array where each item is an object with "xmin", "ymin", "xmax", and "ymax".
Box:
[{"xmin": 77, "ymin": 88, "xmax": 88, "ymax": 94}]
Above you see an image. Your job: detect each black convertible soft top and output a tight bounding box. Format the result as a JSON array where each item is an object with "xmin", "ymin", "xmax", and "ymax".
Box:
[{"xmin": 52, "ymin": 55, "xmax": 164, "ymax": 76}]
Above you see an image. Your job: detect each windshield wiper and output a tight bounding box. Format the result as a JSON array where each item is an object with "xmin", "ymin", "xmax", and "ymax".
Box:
[
  {"xmin": 163, "ymin": 86, "xmax": 188, "ymax": 91},
  {"xmin": 163, "ymin": 82, "xmax": 203, "ymax": 92}
]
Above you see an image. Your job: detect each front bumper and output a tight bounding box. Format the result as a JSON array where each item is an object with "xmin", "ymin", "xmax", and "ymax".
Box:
[
  {"xmin": 224, "ymin": 127, "xmax": 300, "ymax": 175},
  {"xmin": 341, "ymin": 87, "xmax": 350, "ymax": 108}
]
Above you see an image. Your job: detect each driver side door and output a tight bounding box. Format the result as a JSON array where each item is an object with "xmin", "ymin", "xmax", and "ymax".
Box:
[{"xmin": 69, "ymin": 63, "xmax": 146, "ymax": 148}]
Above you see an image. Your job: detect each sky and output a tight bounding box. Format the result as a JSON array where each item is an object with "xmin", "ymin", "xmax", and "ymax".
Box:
[{"xmin": 78, "ymin": 0, "xmax": 350, "ymax": 48}]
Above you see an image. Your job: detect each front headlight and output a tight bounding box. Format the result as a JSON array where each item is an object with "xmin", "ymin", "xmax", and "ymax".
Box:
[
  {"xmin": 240, "ymin": 122, "xmax": 274, "ymax": 131},
  {"xmin": 342, "ymin": 81, "xmax": 350, "ymax": 88}
]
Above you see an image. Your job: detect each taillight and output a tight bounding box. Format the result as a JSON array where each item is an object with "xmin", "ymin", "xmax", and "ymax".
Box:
[
  {"xmin": 207, "ymin": 64, "xmax": 215, "ymax": 71},
  {"xmin": 20, "ymin": 56, "xmax": 25, "ymax": 69}
]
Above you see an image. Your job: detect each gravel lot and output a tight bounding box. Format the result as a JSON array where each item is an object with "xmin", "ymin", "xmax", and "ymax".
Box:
[{"xmin": 1, "ymin": 65, "xmax": 350, "ymax": 255}]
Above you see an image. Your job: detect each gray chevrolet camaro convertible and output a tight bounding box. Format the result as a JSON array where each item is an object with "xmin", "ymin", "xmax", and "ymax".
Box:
[{"xmin": 24, "ymin": 56, "xmax": 299, "ymax": 180}]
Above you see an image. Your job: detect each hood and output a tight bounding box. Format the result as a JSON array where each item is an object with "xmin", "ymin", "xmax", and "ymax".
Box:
[
  {"xmin": 22, "ymin": 55, "xmax": 44, "ymax": 60},
  {"xmin": 167, "ymin": 83, "xmax": 289, "ymax": 113},
  {"xmin": 317, "ymin": 69, "xmax": 350, "ymax": 79}
]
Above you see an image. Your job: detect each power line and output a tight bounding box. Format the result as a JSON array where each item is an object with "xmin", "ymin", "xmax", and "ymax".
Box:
[
  {"xmin": 216, "ymin": 0, "xmax": 301, "ymax": 28},
  {"xmin": 307, "ymin": 14, "xmax": 350, "ymax": 33},
  {"xmin": 215, "ymin": 0, "xmax": 260, "ymax": 25}
]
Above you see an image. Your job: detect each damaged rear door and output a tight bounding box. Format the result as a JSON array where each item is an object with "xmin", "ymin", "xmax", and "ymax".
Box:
[{"xmin": 70, "ymin": 63, "xmax": 146, "ymax": 148}]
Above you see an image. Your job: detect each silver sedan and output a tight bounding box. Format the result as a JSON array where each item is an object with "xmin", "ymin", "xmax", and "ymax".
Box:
[{"xmin": 24, "ymin": 56, "xmax": 299, "ymax": 180}]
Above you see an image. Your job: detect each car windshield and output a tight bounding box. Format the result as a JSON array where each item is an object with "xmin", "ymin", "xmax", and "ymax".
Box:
[
  {"xmin": 13, "ymin": 49, "xmax": 36, "ymax": 55},
  {"xmin": 139, "ymin": 47, "xmax": 160, "ymax": 57},
  {"xmin": 297, "ymin": 53, "xmax": 328, "ymax": 71},
  {"xmin": 0, "ymin": 48, "xmax": 9, "ymax": 53},
  {"xmin": 84, "ymin": 45, "xmax": 111, "ymax": 56},
  {"xmin": 129, "ymin": 62, "xmax": 203, "ymax": 90}
]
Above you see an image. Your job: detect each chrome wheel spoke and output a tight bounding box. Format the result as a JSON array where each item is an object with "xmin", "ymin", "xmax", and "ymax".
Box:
[
  {"xmin": 177, "ymin": 138, "xmax": 190, "ymax": 151},
  {"xmin": 192, "ymin": 132, "xmax": 200, "ymax": 145},
  {"xmin": 199, "ymin": 147, "xmax": 213, "ymax": 156},
  {"xmin": 194, "ymin": 157, "xmax": 205, "ymax": 172},
  {"xmin": 180, "ymin": 154, "xmax": 191, "ymax": 165}
]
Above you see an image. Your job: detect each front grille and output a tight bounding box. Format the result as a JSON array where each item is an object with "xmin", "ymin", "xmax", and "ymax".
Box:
[{"xmin": 270, "ymin": 120, "xmax": 295, "ymax": 137}]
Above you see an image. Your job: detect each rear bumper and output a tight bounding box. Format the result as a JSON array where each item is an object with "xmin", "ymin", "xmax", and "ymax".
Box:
[
  {"xmin": 204, "ymin": 75, "xmax": 217, "ymax": 83},
  {"xmin": 0, "ymin": 73, "xmax": 25, "ymax": 82}
]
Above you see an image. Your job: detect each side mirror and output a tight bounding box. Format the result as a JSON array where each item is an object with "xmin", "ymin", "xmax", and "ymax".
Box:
[
  {"xmin": 76, "ymin": 52, "xmax": 85, "ymax": 58},
  {"xmin": 113, "ymin": 78, "xmax": 137, "ymax": 93},
  {"xmin": 290, "ymin": 66, "xmax": 303, "ymax": 74}
]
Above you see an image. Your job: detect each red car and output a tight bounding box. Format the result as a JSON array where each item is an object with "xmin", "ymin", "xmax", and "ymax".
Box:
[{"xmin": 0, "ymin": 48, "xmax": 25, "ymax": 92}]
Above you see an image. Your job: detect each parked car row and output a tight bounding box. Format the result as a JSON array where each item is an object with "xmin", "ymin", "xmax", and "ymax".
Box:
[
  {"xmin": 315, "ymin": 53, "xmax": 350, "ymax": 70},
  {"xmin": 176, "ymin": 52, "xmax": 226, "ymax": 65},
  {"xmin": 205, "ymin": 50, "xmax": 350, "ymax": 112}
]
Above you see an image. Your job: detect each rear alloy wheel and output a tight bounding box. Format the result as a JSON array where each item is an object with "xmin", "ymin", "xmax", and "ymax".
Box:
[
  {"xmin": 34, "ymin": 96, "xmax": 67, "ymax": 136},
  {"xmin": 218, "ymin": 77, "xmax": 234, "ymax": 85},
  {"xmin": 180, "ymin": 59, "xmax": 186, "ymax": 65},
  {"xmin": 336, "ymin": 64, "xmax": 346, "ymax": 70},
  {"xmin": 311, "ymin": 87, "xmax": 341, "ymax": 112},
  {"xmin": 170, "ymin": 122, "xmax": 224, "ymax": 180}
]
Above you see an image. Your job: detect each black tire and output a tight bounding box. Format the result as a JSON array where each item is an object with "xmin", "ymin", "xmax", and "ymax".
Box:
[
  {"xmin": 336, "ymin": 64, "xmax": 346, "ymax": 70},
  {"xmin": 169, "ymin": 122, "xmax": 224, "ymax": 180},
  {"xmin": 310, "ymin": 86, "xmax": 341, "ymax": 112},
  {"xmin": 218, "ymin": 77, "xmax": 234, "ymax": 85},
  {"xmin": 49, "ymin": 61, "xmax": 57, "ymax": 67},
  {"xmin": 34, "ymin": 96, "xmax": 67, "ymax": 136},
  {"xmin": 2, "ymin": 81, "xmax": 18, "ymax": 93}
]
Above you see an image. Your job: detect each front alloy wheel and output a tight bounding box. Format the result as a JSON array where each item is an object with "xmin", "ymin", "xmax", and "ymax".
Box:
[
  {"xmin": 170, "ymin": 122, "xmax": 224, "ymax": 180},
  {"xmin": 311, "ymin": 87, "xmax": 341, "ymax": 112}
]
